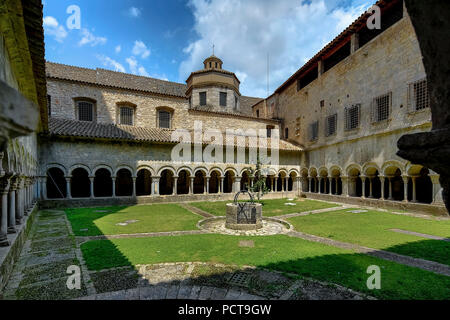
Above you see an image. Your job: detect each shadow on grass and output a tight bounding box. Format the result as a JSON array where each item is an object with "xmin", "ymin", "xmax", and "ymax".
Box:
[{"xmin": 79, "ymin": 236, "xmax": 450, "ymax": 300}]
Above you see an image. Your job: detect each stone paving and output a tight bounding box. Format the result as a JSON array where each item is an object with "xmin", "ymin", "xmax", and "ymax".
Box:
[{"xmin": 390, "ymin": 229, "xmax": 450, "ymax": 241}]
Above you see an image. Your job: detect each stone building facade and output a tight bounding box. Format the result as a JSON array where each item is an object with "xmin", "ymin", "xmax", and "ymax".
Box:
[
  {"xmin": 42, "ymin": 55, "xmax": 303, "ymax": 206},
  {"xmin": 253, "ymin": 0, "xmax": 445, "ymax": 213}
]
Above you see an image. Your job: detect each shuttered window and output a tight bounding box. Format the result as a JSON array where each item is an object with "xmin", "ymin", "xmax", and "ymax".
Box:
[
  {"xmin": 345, "ymin": 104, "xmax": 360, "ymax": 131},
  {"xmin": 326, "ymin": 114, "xmax": 337, "ymax": 136}
]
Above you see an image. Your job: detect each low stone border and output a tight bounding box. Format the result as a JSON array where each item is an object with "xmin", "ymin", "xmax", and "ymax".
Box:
[{"xmin": 77, "ymin": 230, "xmax": 208, "ymax": 243}]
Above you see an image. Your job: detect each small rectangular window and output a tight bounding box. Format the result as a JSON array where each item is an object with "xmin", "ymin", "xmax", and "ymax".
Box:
[
  {"xmin": 199, "ymin": 92, "xmax": 207, "ymax": 106},
  {"xmin": 320, "ymin": 100, "xmax": 325, "ymax": 108},
  {"xmin": 345, "ymin": 104, "xmax": 360, "ymax": 131},
  {"xmin": 159, "ymin": 111, "xmax": 171, "ymax": 129},
  {"xmin": 372, "ymin": 93, "xmax": 391, "ymax": 123},
  {"xmin": 78, "ymin": 101, "xmax": 93, "ymax": 122},
  {"xmin": 120, "ymin": 106, "xmax": 134, "ymax": 126},
  {"xmin": 326, "ymin": 114, "xmax": 337, "ymax": 137},
  {"xmin": 256, "ymin": 110, "xmax": 260, "ymax": 118},
  {"xmin": 220, "ymin": 92, "xmax": 227, "ymax": 107},
  {"xmin": 408, "ymin": 79, "xmax": 430, "ymax": 112},
  {"xmin": 309, "ymin": 121, "xmax": 319, "ymax": 141}
]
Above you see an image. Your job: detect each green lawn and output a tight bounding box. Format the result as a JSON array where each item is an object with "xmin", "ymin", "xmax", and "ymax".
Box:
[
  {"xmin": 65, "ymin": 204, "xmax": 201, "ymax": 236},
  {"xmin": 288, "ymin": 209, "xmax": 450, "ymax": 265},
  {"xmin": 190, "ymin": 198, "xmax": 339, "ymax": 217},
  {"xmin": 81, "ymin": 234, "xmax": 450, "ymax": 300}
]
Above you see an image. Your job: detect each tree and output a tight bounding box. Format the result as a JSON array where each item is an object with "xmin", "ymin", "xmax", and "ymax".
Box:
[{"xmin": 244, "ymin": 158, "xmax": 270, "ymax": 201}]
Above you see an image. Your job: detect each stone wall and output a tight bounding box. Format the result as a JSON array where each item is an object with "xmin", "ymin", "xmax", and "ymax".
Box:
[
  {"xmin": 276, "ymin": 13, "xmax": 431, "ymax": 171},
  {"xmin": 47, "ymin": 80, "xmax": 277, "ymax": 132}
]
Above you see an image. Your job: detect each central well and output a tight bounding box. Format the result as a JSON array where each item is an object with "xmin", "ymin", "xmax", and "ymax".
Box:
[{"xmin": 225, "ymin": 202, "xmax": 263, "ymax": 231}]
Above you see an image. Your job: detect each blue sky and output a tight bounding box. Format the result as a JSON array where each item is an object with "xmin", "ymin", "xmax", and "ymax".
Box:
[{"xmin": 43, "ymin": 0, "xmax": 371, "ymax": 97}]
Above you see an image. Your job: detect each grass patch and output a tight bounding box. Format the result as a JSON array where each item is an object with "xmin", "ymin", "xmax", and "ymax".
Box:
[
  {"xmin": 190, "ymin": 198, "xmax": 339, "ymax": 217},
  {"xmin": 80, "ymin": 234, "xmax": 450, "ymax": 300},
  {"xmin": 288, "ymin": 209, "xmax": 450, "ymax": 265},
  {"xmin": 65, "ymin": 204, "xmax": 201, "ymax": 236}
]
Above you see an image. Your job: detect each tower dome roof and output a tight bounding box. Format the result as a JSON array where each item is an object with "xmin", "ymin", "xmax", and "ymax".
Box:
[{"xmin": 203, "ymin": 55, "xmax": 223, "ymax": 70}]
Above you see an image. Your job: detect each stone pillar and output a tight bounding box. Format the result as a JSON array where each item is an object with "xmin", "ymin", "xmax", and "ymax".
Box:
[
  {"xmin": 152, "ymin": 176, "xmax": 160, "ymax": 196},
  {"xmin": 132, "ymin": 177, "xmax": 137, "ymax": 197},
  {"xmin": 8, "ymin": 179, "xmax": 17, "ymax": 234},
  {"xmin": 429, "ymin": 174, "xmax": 444, "ymax": 206},
  {"xmin": 90, "ymin": 177, "xmax": 95, "ymax": 199},
  {"xmin": 341, "ymin": 176, "xmax": 349, "ymax": 197},
  {"xmin": 388, "ymin": 177, "xmax": 394, "ymax": 200},
  {"xmin": 308, "ymin": 177, "xmax": 312, "ymax": 193},
  {"xmin": 66, "ymin": 176, "xmax": 72, "ymax": 199},
  {"xmin": 173, "ymin": 176, "xmax": 178, "ymax": 195},
  {"xmin": 220, "ymin": 177, "xmax": 224, "ymax": 194},
  {"xmin": 189, "ymin": 177, "xmax": 194, "ymax": 194},
  {"xmin": 380, "ymin": 176, "xmax": 386, "ymax": 200},
  {"xmin": 282, "ymin": 177, "xmax": 286, "ymax": 192},
  {"xmin": 249, "ymin": 176, "xmax": 254, "ymax": 188},
  {"xmin": 15, "ymin": 177, "xmax": 23, "ymax": 225},
  {"xmin": 411, "ymin": 176, "xmax": 418, "ymax": 203},
  {"xmin": 112, "ymin": 177, "xmax": 116, "ymax": 197},
  {"xmin": 234, "ymin": 177, "xmax": 241, "ymax": 192},
  {"xmin": 273, "ymin": 178, "xmax": 277, "ymax": 192},
  {"xmin": 402, "ymin": 176, "xmax": 410, "ymax": 202},
  {"xmin": 0, "ymin": 176, "xmax": 11, "ymax": 246},
  {"xmin": 205, "ymin": 177, "xmax": 210, "ymax": 194},
  {"xmin": 369, "ymin": 177, "xmax": 374, "ymax": 198},
  {"xmin": 361, "ymin": 176, "xmax": 367, "ymax": 198},
  {"xmin": 328, "ymin": 177, "xmax": 332, "ymax": 195},
  {"xmin": 335, "ymin": 178, "xmax": 338, "ymax": 195}
]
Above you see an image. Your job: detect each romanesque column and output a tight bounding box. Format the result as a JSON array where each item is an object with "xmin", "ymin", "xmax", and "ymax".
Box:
[
  {"xmin": 282, "ymin": 177, "xmax": 286, "ymax": 192},
  {"xmin": 219, "ymin": 177, "xmax": 224, "ymax": 194},
  {"xmin": 234, "ymin": 177, "xmax": 241, "ymax": 193},
  {"xmin": 361, "ymin": 176, "xmax": 367, "ymax": 198},
  {"xmin": 189, "ymin": 177, "xmax": 194, "ymax": 194},
  {"xmin": 0, "ymin": 176, "xmax": 11, "ymax": 246},
  {"xmin": 8, "ymin": 176, "xmax": 18, "ymax": 234},
  {"xmin": 380, "ymin": 176, "xmax": 386, "ymax": 200},
  {"xmin": 335, "ymin": 178, "xmax": 338, "ymax": 195},
  {"xmin": 89, "ymin": 177, "xmax": 95, "ymax": 199},
  {"xmin": 341, "ymin": 176, "xmax": 349, "ymax": 197},
  {"xmin": 368, "ymin": 177, "xmax": 374, "ymax": 198},
  {"xmin": 328, "ymin": 177, "xmax": 332, "ymax": 195},
  {"xmin": 152, "ymin": 176, "xmax": 160, "ymax": 196},
  {"xmin": 132, "ymin": 177, "xmax": 137, "ymax": 197},
  {"xmin": 402, "ymin": 176, "xmax": 410, "ymax": 202},
  {"xmin": 112, "ymin": 177, "xmax": 116, "ymax": 197},
  {"xmin": 205, "ymin": 176, "xmax": 210, "ymax": 194},
  {"xmin": 15, "ymin": 176, "xmax": 23, "ymax": 225},
  {"xmin": 66, "ymin": 176, "xmax": 72, "ymax": 199},
  {"xmin": 249, "ymin": 176, "xmax": 254, "ymax": 188},
  {"xmin": 173, "ymin": 176, "xmax": 178, "ymax": 195},
  {"xmin": 411, "ymin": 176, "xmax": 417, "ymax": 203},
  {"xmin": 429, "ymin": 173, "xmax": 444, "ymax": 206},
  {"xmin": 270, "ymin": 177, "xmax": 273, "ymax": 192},
  {"xmin": 273, "ymin": 177, "xmax": 277, "ymax": 192},
  {"xmin": 388, "ymin": 177, "xmax": 394, "ymax": 200}
]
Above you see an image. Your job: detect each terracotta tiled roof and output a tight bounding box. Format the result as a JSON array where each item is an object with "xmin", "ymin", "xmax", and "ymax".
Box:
[
  {"xmin": 46, "ymin": 62, "xmax": 187, "ymax": 98},
  {"xmin": 48, "ymin": 118, "xmax": 302, "ymax": 151}
]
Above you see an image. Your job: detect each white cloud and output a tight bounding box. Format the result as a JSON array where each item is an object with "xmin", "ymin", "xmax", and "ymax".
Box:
[
  {"xmin": 126, "ymin": 56, "xmax": 149, "ymax": 76},
  {"xmin": 132, "ymin": 40, "xmax": 151, "ymax": 59},
  {"xmin": 43, "ymin": 16, "xmax": 68, "ymax": 43},
  {"xmin": 115, "ymin": 45, "xmax": 122, "ymax": 53},
  {"xmin": 128, "ymin": 7, "xmax": 142, "ymax": 17},
  {"xmin": 97, "ymin": 55, "xmax": 126, "ymax": 73},
  {"xmin": 78, "ymin": 28, "xmax": 107, "ymax": 47},
  {"xmin": 180, "ymin": 0, "xmax": 367, "ymax": 97}
]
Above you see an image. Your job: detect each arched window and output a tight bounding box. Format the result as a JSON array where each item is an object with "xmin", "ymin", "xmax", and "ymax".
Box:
[{"xmin": 74, "ymin": 98, "xmax": 96, "ymax": 122}]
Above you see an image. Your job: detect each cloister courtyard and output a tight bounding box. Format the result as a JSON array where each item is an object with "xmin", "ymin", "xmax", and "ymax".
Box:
[{"xmin": 2, "ymin": 198, "xmax": 448, "ymax": 300}]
